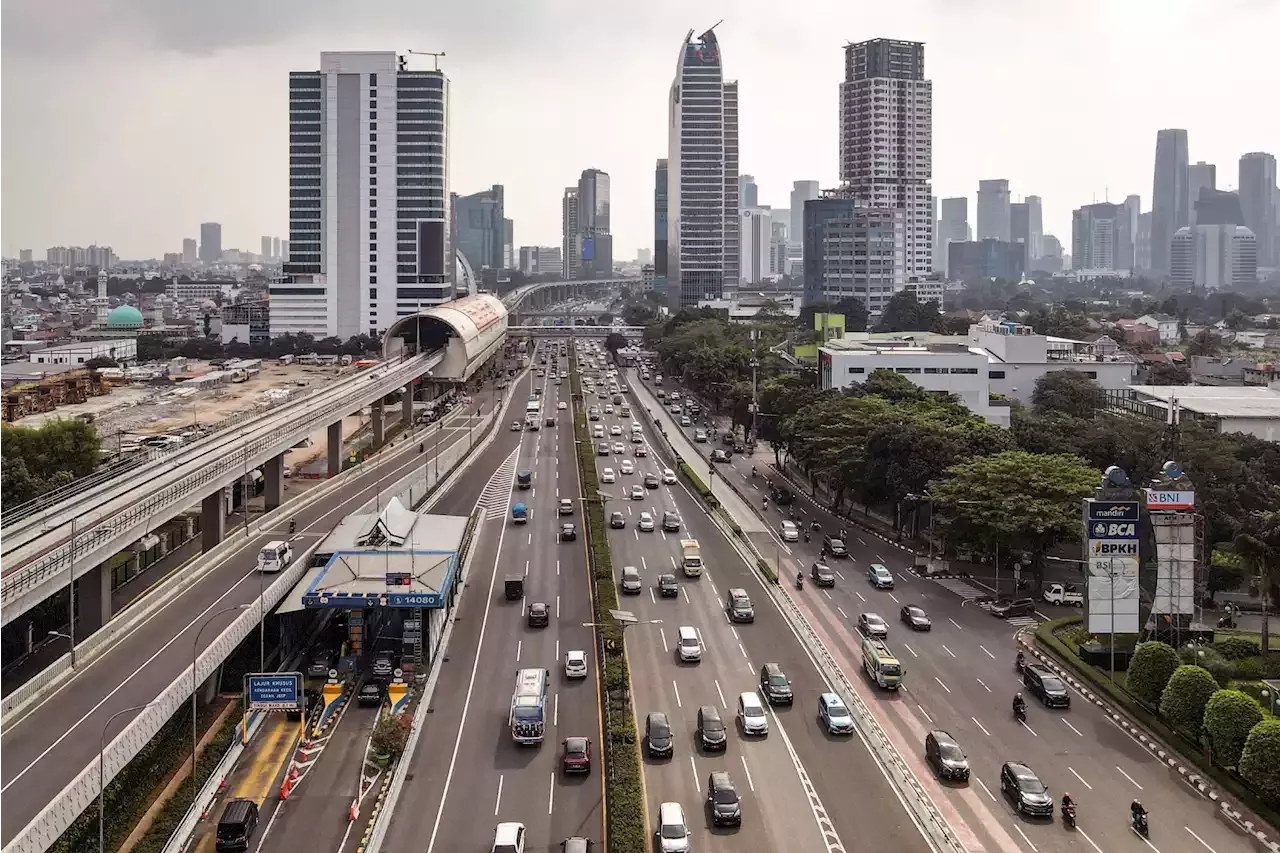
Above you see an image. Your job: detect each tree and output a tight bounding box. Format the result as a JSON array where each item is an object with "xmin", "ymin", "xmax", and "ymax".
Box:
[
  {"xmin": 597, "ymin": 313, "xmax": 614, "ymax": 325},
  {"xmin": 927, "ymin": 450, "xmax": 1099, "ymax": 573},
  {"xmin": 1186, "ymin": 329, "xmax": 1222, "ymax": 357},
  {"xmin": 1147, "ymin": 360, "xmax": 1191, "ymax": 385},
  {"xmin": 604, "ymin": 332, "xmax": 628, "ymax": 354},
  {"xmin": 1233, "ymin": 529, "xmax": 1276, "ymax": 653},
  {"xmin": 877, "ymin": 291, "xmax": 940, "ymax": 332},
  {"xmin": 1205, "ymin": 552, "xmax": 1249, "ymax": 604},
  {"xmin": 1158, "ymin": 665, "xmax": 1219, "ymax": 735},
  {"xmin": 621, "ymin": 302, "xmax": 657, "ymax": 326},
  {"xmin": 1126, "ymin": 641, "xmax": 1180, "ymax": 705},
  {"xmin": 1, "ymin": 420, "xmax": 102, "ymax": 505},
  {"xmin": 1202, "ymin": 690, "xmax": 1263, "ymax": 768},
  {"xmin": 1238, "ymin": 719, "xmax": 1280, "ymax": 808},
  {"xmin": 1030, "ymin": 371, "xmax": 1105, "ymax": 419},
  {"xmin": 798, "ymin": 296, "xmax": 868, "ymax": 334},
  {"xmin": 758, "ymin": 374, "xmax": 824, "ymax": 463}
]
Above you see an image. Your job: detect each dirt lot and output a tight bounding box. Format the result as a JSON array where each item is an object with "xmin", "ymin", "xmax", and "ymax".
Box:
[{"xmin": 14, "ymin": 361, "xmax": 344, "ymax": 449}]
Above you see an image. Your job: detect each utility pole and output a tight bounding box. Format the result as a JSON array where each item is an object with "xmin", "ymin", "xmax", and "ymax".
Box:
[{"xmin": 749, "ymin": 328, "xmax": 760, "ymax": 444}]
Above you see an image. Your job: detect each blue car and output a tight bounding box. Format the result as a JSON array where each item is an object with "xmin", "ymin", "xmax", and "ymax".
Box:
[
  {"xmin": 818, "ymin": 692, "xmax": 855, "ymax": 735},
  {"xmin": 868, "ymin": 564, "xmax": 895, "ymax": 589}
]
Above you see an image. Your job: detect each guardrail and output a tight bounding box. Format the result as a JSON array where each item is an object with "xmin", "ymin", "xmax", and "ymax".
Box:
[{"xmin": 2, "ymin": 353, "xmax": 442, "ymax": 627}]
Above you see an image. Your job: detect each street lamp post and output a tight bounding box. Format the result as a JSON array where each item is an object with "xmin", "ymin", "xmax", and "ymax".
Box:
[
  {"xmin": 192, "ymin": 605, "xmax": 251, "ymax": 778},
  {"xmin": 101, "ymin": 701, "xmax": 160, "ymax": 852},
  {"xmin": 48, "ymin": 630, "xmax": 76, "ymax": 668}
]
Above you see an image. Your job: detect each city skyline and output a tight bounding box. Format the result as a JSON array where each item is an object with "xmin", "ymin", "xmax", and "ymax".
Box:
[{"xmin": 2, "ymin": 1, "xmax": 1277, "ymax": 262}]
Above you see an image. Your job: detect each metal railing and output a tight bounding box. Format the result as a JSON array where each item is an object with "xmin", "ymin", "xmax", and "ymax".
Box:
[{"xmin": 1, "ymin": 353, "xmax": 441, "ymax": 626}]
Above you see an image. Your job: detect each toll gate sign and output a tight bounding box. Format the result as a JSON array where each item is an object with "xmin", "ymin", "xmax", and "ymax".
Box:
[{"xmin": 246, "ymin": 672, "xmax": 303, "ymax": 712}]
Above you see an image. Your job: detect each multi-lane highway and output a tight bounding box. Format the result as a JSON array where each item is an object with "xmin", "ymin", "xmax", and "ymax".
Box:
[
  {"xmin": 645, "ymin": 371, "xmax": 1259, "ymax": 853},
  {"xmin": 582, "ymin": 354, "xmax": 934, "ymax": 853},
  {"xmin": 378, "ymin": 350, "xmax": 605, "ymax": 852},
  {"xmin": 0, "ymin": 390, "xmax": 505, "ymax": 847}
]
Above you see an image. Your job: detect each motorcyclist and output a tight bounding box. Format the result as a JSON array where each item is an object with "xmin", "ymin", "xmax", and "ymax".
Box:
[
  {"xmin": 289, "ymin": 518, "xmax": 297, "ymax": 535},
  {"xmin": 796, "ymin": 570, "xmax": 804, "ymax": 587},
  {"xmin": 1061, "ymin": 792, "xmax": 1075, "ymax": 811},
  {"xmin": 751, "ymin": 466, "xmax": 757, "ymax": 478},
  {"xmin": 1016, "ymin": 650, "xmax": 1026, "ymax": 670},
  {"xmin": 804, "ymin": 530, "xmax": 811, "ymax": 543},
  {"xmin": 1130, "ymin": 799, "xmax": 1146, "ymax": 823},
  {"xmin": 1013, "ymin": 692, "xmax": 1026, "ymax": 716}
]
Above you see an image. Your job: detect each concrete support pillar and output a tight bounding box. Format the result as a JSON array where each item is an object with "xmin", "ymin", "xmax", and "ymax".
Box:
[
  {"xmin": 327, "ymin": 421, "xmax": 343, "ymax": 477},
  {"xmin": 402, "ymin": 385, "xmax": 414, "ymax": 427},
  {"xmin": 201, "ymin": 490, "xmax": 226, "ymax": 552},
  {"xmin": 263, "ymin": 453, "xmax": 285, "ymax": 511},
  {"xmin": 76, "ymin": 562, "xmax": 113, "ymax": 634},
  {"xmin": 371, "ymin": 401, "xmax": 385, "ymax": 446}
]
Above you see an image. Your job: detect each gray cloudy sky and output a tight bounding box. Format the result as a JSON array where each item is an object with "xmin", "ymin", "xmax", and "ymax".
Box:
[{"xmin": 2, "ymin": 0, "xmax": 1277, "ymax": 260}]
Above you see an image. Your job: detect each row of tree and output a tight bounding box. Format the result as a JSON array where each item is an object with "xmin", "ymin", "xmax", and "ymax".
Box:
[{"xmin": 137, "ymin": 332, "xmax": 382, "ymax": 364}]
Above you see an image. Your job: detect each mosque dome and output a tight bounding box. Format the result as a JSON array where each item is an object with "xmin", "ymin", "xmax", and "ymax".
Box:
[{"xmin": 107, "ymin": 305, "xmax": 145, "ymax": 328}]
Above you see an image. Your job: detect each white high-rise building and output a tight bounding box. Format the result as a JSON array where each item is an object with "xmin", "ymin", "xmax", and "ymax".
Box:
[
  {"xmin": 976, "ymin": 179, "xmax": 1011, "ymax": 242},
  {"xmin": 739, "ymin": 208, "xmax": 773, "ymax": 285},
  {"xmin": 667, "ymin": 27, "xmax": 739, "ymax": 307},
  {"xmin": 277, "ymin": 51, "xmax": 451, "ymax": 339},
  {"xmin": 838, "ymin": 38, "xmax": 933, "ymax": 281}
]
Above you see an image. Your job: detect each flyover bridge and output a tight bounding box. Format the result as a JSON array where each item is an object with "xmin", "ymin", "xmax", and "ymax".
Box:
[
  {"xmin": 507, "ymin": 324, "xmax": 645, "ymax": 337},
  {"xmin": 1, "ymin": 295, "xmax": 509, "ymax": 629},
  {"xmin": 500, "ymin": 276, "xmax": 639, "ymax": 312}
]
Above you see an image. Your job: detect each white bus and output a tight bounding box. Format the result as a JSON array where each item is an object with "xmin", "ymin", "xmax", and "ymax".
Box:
[{"xmin": 509, "ymin": 668, "xmax": 550, "ymax": 744}]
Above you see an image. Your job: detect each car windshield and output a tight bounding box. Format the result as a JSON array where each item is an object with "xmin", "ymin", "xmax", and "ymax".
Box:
[
  {"xmin": 908, "ymin": 607, "xmax": 924, "ymax": 617},
  {"xmin": 938, "ymin": 742, "xmax": 965, "ymax": 761},
  {"xmin": 868, "ymin": 618, "xmax": 885, "ymax": 628},
  {"xmin": 712, "ymin": 788, "xmax": 738, "ymax": 805},
  {"xmin": 566, "ymin": 740, "xmax": 587, "ymax": 756},
  {"xmin": 827, "ymin": 700, "xmax": 847, "ymax": 715},
  {"xmin": 1041, "ymin": 676, "xmax": 1065, "ymax": 691},
  {"xmin": 513, "ymin": 706, "xmax": 541, "ymax": 722},
  {"xmin": 703, "ymin": 718, "xmax": 724, "ymax": 732},
  {"xmin": 881, "ymin": 663, "xmax": 902, "ymax": 676},
  {"xmin": 743, "ymin": 705, "xmax": 764, "ymax": 718},
  {"xmin": 1016, "ymin": 773, "xmax": 1046, "ymax": 794},
  {"xmin": 651, "ymin": 722, "xmax": 671, "ymax": 739},
  {"xmin": 768, "ymin": 674, "xmax": 787, "ymax": 686},
  {"xmin": 660, "ymin": 823, "xmax": 687, "ymax": 840},
  {"xmin": 831, "ymin": 539, "xmax": 845, "ymax": 548}
]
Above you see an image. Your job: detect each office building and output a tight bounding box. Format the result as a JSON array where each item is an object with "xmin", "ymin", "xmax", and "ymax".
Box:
[
  {"xmin": 454, "ymin": 185, "xmax": 505, "ymax": 272},
  {"xmin": 1025, "ymin": 195, "xmax": 1044, "ymax": 262},
  {"xmin": 517, "ymin": 246, "xmax": 562, "ymax": 277},
  {"xmin": 260, "ymin": 236, "xmax": 273, "ymax": 260},
  {"xmin": 740, "ymin": 207, "xmax": 773, "ymax": 285},
  {"xmin": 667, "ymin": 27, "xmax": 739, "ymax": 306},
  {"xmin": 976, "ymin": 180, "xmax": 1011, "ymax": 242},
  {"xmin": 1239, "ymin": 152, "xmax": 1277, "ymax": 266},
  {"xmin": 1135, "ymin": 212, "xmax": 1152, "ymax": 272},
  {"xmin": 503, "ymin": 219, "xmax": 514, "ymax": 270},
  {"xmin": 18, "ymin": 249, "xmax": 32, "ymax": 263},
  {"xmin": 1150, "ymin": 128, "xmax": 1189, "ymax": 275},
  {"xmin": 838, "ymin": 38, "xmax": 933, "ymax": 281},
  {"xmin": 199, "ymin": 222, "xmax": 222, "ymax": 265},
  {"xmin": 802, "ymin": 193, "xmax": 904, "ymax": 316},
  {"xmin": 1194, "ymin": 189, "xmax": 1246, "ymax": 227},
  {"xmin": 278, "ymin": 51, "xmax": 451, "ymax": 339},
  {"xmin": 1072, "ymin": 202, "xmax": 1131, "ymax": 275},
  {"xmin": 1010, "ymin": 202, "xmax": 1030, "ymax": 267},
  {"xmin": 576, "ymin": 168, "xmax": 614, "ymax": 279},
  {"xmin": 1187, "ymin": 161, "xmax": 1216, "ymax": 225},
  {"xmin": 273, "ymin": 237, "xmax": 281, "ymax": 259},
  {"xmin": 739, "ymin": 175, "xmax": 758, "ymax": 210},
  {"xmin": 654, "ymin": 158, "xmax": 669, "ymax": 296},
  {"xmin": 1172, "ymin": 224, "xmax": 1258, "ymax": 290},
  {"xmin": 562, "ymin": 187, "xmax": 580, "ymax": 280},
  {"xmin": 790, "ymin": 181, "xmax": 820, "ymax": 252},
  {"xmin": 948, "ymin": 239, "xmax": 1025, "ymax": 282},
  {"xmin": 936, "ymin": 197, "xmax": 968, "ymax": 277},
  {"xmin": 1119, "ymin": 196, "xmax": 1141, "ymax": 269},
  {"xmin": 182, "ymin": 238, "xmax": 198, "ymax": 264},
  {"xmin": 44, "ymin": 245, "xmax": 117, "ymax": 269}
]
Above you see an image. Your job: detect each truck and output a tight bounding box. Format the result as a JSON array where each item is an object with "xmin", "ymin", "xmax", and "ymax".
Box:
[
  {"xmin": 861, "ymin": 637, "xmax": 903, "ymax": 689},
  {"xmin": 504, "ymin": 575, "xmax": 524, "ymax": 600},
  {"xmin": 509, "ymin": 668, "xmax": 549, "ymax": 744},
  {"xmin": 1043, "ymin": 583, "xmax": 1084, "ymax": 607},
  {"xmin": 517, "ymin": 471, "xmax": 532, "ymax": 490},
  {"xmin": 680, "ymin": 540, "xmax": 703, "ymax": 577},
  {"xmin": 511, "ymin": 503, "xmax": 529, "ymax": 524}
]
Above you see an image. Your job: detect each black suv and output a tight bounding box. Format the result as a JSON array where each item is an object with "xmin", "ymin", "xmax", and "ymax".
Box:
[
  {"xmin": 706, "ymin": 770, "xmax": 742, "ymax": 826},
  {"xmin": 528, "ymin": 602, "xmax": 550, "ymax": 628},
  {"xmin": 924, "ymin": 730, "xmax": 970, "ymax": 781},
  {"xmin": 696, "ymin": 705, "xmax": 728, "ymax": 751},
  {"xmin": 657, "ymin": 574, "xmax": 679, "ymax": 598},
  {"xmin": 810, "ymin": 562, "xmax": 836, "ymax": 587},
  {"xmin": 645, "ymin": 712, "xmax": 674, "ymax": 758},
  {"xmin": 1023, "ymin": 664, "xmax": 1070, "ymax": 708},
  {"xmin": 822, "ymin": 535, "xmax": 848, "ymax": 558},
  {"xmin": 1000, "ymin": 762, "xmax": 1053, "ymax": 817},
  {"xmin": 990, "ymin": 597, "xmax": 1036, "ymax": 618},
  {"xmin": 759, "ymin": 662, "xmax": 793, "ymax": 705}
]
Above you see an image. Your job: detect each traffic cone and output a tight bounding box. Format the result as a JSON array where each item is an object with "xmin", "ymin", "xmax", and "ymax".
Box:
[{"xmin": 349, "ymin": 799, "xmax": 358, "ymax": 821}]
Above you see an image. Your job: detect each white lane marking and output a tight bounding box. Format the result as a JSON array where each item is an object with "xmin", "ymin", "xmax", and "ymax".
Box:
[
  {"xmin": 765, "ymin": 703, "xmax": 848, "ymax": 853},
  {"xmin": 888, "ymin": 592, "xmax": 900, "ymax": 604},
  {"xmin": 1019, "ymin": 719, "xmax": 1038, "ymax": 737},
  {"xmin": 682, "ymin": 587, "xmax": 690, "ymax": 603},
  {"xmin": 709, "ymin": 579, "xmax": 718, "ymax": 595},
  {"xmin": 553, "ymin": 692, "xmax": 559, "ymax": 726},
  {"xmin": 739, "ymin": 643, "xmax": 749, "ymax": 659},
  {"xmin": 1076, "ymin": 828, "xmax": 1107, "ymax": 853},
  {"xmin": 971, "ymin": 716, "xmax": 992, "ymax": 737},
  {"xmin": 649, "ymin": 588, "xmax": 656, "ymax": 604},
  {"xmin": 855, "ymin": 591, "xmax": 866, "ymax": 602},
  {"xmin": 715, "ymin": 680, "xmax": 727, "ymax": 709},
  {"xmin": 917, "ymin": 705, "xmax": 933, "ymax": 723},
  {"xmin": 901, "ymin": 643, "xmax": 918, "ymax": 658},
  {"xmin": 941, "ymin": 644, "xmax": 957, "ymax": 659},
  {"xmin": 976, "ymin": 678, "xmax": 992, "ymax": 693},
  {"xmin": 673, "ymin": 682, "xmax": 682, "ymax": 708},
  {"xmin": 660, "ymin": 630, "xmax": 669, "ymax": 654},
  {"xmin": 823, "ymin": 590, "xmax": 833, "ymax": 600},
  {"xmin": 1063, "ymin": 719, "xmax": 1084, "ymax": 737},
  {"xmin": 527, "ymin": 534, "xmax": 532, "ymax": 545},
  {"xmin": 525, "ymin": 559, "xmax": 530, "ymax": 575},
  {"xmin": 493, "ymin": 775, "xmax": 504, "ymax": 815},
  {"xmin": 1068, "ymin": 767, "xmax": 1093, "ymax": 790},
  {"xmin": 556, "ymin": 595, "xmax": 561, "ymax": 618},
  {"xmin": 556, "ymin": 639, "xmax": 560, "ymax": 663},
  {"xmin": 521, "ymin": 598, "xmax": 526, "ymax": 618},
  {"xmin": 730, "ymin": 626, "xmax": 740, "ymax": 641},
  {"xmin": 556, "ymin": 559, "xmax": 561, "ymax": 576},
  {"xmin": 669, "ymin": 555, "xmax": 677, "ymax": 569},
  {"xmin": 975, "ymin": 776, "xmax": 997, "ymax": 801},
  {"xmin": 949, "ymin": 618, "xmax": 963, "ymax": 630},
  {"xmin": 835, "ymin": 571, "xmax": 846, "ymax": 581},
  {"xmin": 877, "ymin": 554, "xmax": 886, "ymax": 562},
  {"xmin": 1116, "ymin": 765, "xmax": 1144, "ymax": 790},
  {"xmin": 979, "ymin": 644, "xmax": 996, "ymax": 659},
  {"xmin": 641, "ymin": 556, "xmax": 647, "ymax": 570},
  {"xmin": 690, "ymin": 756, "xmax": 700, "ymax": 791},
  {"xmin": 1185, "ymin": 826, "xmax": 1218, "ymax": 853},
  {"xmin": 934, "ymin": 676, "xmax": 952, "ymax": 694},
  {"xmin": 837, "ymin": 606, "xmax": 848, "ymax": 619},
  {"xmin": 516, "ymin": 640, "xmax": 522, "ymax": 662},
  {"xmin": 633, "ymin": 530, "xmax": 638, "ymax": 541},
  {"xmin": 1013, "ymin": 824, "xmax": 1038, "ymax": 852},
  {"xmin": 740, "ymin": 755, "xmax": 756, "ymax": 791}
]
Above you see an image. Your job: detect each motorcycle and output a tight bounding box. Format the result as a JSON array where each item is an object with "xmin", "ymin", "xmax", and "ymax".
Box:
[
  {"xmin": 795, "ymin": 573, "xmax": 804, "ymax": 590},
  {"xmin": 1131, "ymin": 812, "xmax": 1148, "ymax": 837},
  {"xmin": 1062, "ymin": 803, "xmax": 1077, "ymax": 828},
  {"xmin": 1217, "ymin": 615, "xmax": 1236, "ymax": 629},
  {"xmin": 1013, "ymin": 704, "xmax": 1027, "ymax": 723},
  {"xmin": 1015, "ymin": 654, "xmax": 1026, "ymax": 673},
  {"xmin": 289, "ymin": 519, "xmax": 297, "ymax": 535}
]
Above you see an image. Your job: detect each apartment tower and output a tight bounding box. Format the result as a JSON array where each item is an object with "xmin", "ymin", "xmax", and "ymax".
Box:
[
  {"xmin": 838, "ymin": 38, "xmax": 932, "ymax": 281},
  {"xmin": 562, "ymin": 187, "xmax": 580, "ymax": 280},
  {"xmin": 976, "ymin": 180, "xmax": 1011, "ymax": 242},
  {"xmin": 1150, "ymin": 128, "xmax": 1190, "ymax": 276},
  {"xmin": 667, "ymin": 27, "xmax": 739, "ymax": 306},
  {"xmin": 279, "ymin": 51, "xmax": 451, "ymax": 338}
]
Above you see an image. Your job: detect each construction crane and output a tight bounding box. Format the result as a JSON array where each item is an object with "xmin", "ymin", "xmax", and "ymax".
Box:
[{"xmin": 401, "ymin": 50, "xmax": 446, "ymax": 71}]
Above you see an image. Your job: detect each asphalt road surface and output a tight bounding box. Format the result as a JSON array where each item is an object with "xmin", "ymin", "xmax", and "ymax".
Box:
[
  {"xmin": 643, "ymin": 371, "xmax": 1261, "ymax": 853},
  {"xmin": 587, "ymin": 362, "xmax": 935, "ymax": 853},
  {"xmin": 0, "ymin": 385, "xmax": 510, "ymax": 846},
  {"xmin": 379, "ymin": 353, "xmax": 605, "ymax": 853}
]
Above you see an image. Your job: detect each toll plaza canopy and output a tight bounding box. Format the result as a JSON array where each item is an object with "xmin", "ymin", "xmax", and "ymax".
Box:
[
  {"xmin": 382, "ymin": 293, "xmax": 508, "ymax": 381},
  {"xmin": 277, "ymin": 497, "xmax": 469, "ymax": 612}
]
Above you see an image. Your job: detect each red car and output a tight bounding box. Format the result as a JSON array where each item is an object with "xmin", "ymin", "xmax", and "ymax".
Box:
[{"xmin": 561, "ymin": 736, "xmax": 592, "ymax": 774}]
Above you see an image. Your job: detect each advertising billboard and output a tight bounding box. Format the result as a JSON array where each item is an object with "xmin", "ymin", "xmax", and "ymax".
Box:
[{"xmin": 1084, "ymin": 499, "xmax": 1141, "ymax": 633}]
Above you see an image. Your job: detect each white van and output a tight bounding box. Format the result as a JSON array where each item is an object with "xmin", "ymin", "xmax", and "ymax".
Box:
[
  {"xmin": 676, "ymin": 626, "xmax": 702, "ymax": 663},
  {"xmin": 656, "ymin": 802, "xmax": 690, "ymax": 853},
  {"xmin": 737, "ymin": 691, "xmax": 769, "ymax": 736},
  {"xmin": 257, "ymin": 540, "xmax": 292, "ymax": 573}
]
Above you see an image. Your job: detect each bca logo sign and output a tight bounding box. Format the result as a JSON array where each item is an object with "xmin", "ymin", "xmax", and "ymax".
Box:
[{"xmin": 1091, "ymin": 522, "xmax": 1136, "ymax": 538}]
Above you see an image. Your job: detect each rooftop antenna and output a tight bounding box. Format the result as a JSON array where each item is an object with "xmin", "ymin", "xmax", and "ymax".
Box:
[{"xmin": 405, "ymin": 49, "xmax": 446, "ymax": 71}]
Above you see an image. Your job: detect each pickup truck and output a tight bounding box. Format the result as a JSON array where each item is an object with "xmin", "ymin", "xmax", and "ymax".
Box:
[{"xmin": 1042, "ymin": 583, "xmax": 1083, "ymax": 606}]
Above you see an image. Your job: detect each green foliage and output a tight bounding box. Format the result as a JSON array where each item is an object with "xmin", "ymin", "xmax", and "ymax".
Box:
[
  {"xmin": 927, "ymin": 450, "xmax": 1099, "ymax": 560},
  {"xmin": 371, "ymin": 712, "xmax": 413, "ymax": 758},
  {"xmin": 1202, "ymin": 690, "xmax": 1263, "ymax": 768},
  {"xmin": 2, "ymin": 419, "xmax": 101, "ymax": 505},
  {"xmin": 1030, "ymin": 371, "xmax": 1106, "ymax": 418},
  {"xmin": 1127, "ymin": 641, "xmax": 1180, "ymax": 705},
  {"xmin": 1158, "ymin": 665, "xmax": 1219, "ymax": 734},
  {"xmin": 877, "ymin": 290, "xmax": 942, "ymax": 333},
  {"xmin": 798, "ymin": 296, "xmax": 868, "ymax": 333},
  {"xmin": 1214, "ymin": 636, "xmax": 1262, "ymax": 661},
  {"xmin": 1238, "ymin": 720, "xmax": 1280, "ymax": 809}
]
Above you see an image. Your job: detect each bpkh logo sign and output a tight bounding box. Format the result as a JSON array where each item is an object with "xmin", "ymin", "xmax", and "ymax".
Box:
[
  {"xmin": 1090, "ymin": 521, "xmax": 1138, "ymax": 539},
  {"xmin": 1086, "ymin": 500, "xmax": 1140, "ymax": 522},
  {"xmin": 1091, "ymin": 540, "xmax": 1138, "ymax": 557}
]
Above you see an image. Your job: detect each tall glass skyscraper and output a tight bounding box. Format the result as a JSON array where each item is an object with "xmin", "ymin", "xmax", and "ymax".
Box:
[{"xmin": 654, "ymin": 158, "xmax": 668, "ymax": 297}]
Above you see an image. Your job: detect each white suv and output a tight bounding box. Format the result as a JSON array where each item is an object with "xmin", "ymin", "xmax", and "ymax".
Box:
[
  {"xmin": 492, "ymin": 822, "xmax": 525, "ymax": 853},
  {"xmin": 564, "ymin": 650, "xmax": 588, "ymax": 679}
]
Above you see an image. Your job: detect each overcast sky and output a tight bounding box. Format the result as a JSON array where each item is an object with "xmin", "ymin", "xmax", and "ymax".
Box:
[{"xmin": 3, "ymin": 0, "xmax": 1277, "ymax": 261}]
